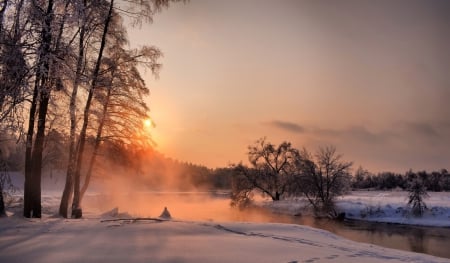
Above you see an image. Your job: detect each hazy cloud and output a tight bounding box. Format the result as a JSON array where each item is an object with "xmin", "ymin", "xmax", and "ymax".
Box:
[
  {"xmin": 265, "ymin": 120, "xmax": 305, "ymax": 133},
  {"xmin": 313, "ymin": 126, "xmax": 393, "ymax": 144},
  {"xmin": 401, "ymin": 121, "xmax": 440, "ymax": 138}
]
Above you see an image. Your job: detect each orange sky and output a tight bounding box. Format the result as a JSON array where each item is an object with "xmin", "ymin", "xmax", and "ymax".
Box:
[{"xmin": 127, "ymin": 0, "xmax": 450, "ymax": 172}]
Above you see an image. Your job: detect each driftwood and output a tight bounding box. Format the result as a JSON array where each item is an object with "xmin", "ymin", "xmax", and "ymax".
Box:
[{"xmin": 100, "ymin": 217, "xmax": 167, "ymax": 223}]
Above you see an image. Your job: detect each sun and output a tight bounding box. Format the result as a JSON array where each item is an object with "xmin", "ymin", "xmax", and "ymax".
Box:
[{"xmin": 143, "ymin": 118, "xmax": 152, "ymax": 128}]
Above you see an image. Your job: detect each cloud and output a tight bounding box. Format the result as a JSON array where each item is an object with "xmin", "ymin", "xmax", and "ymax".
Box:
[
  {"xmin": 259, "ymin": 121, "xmax": 450, "ymax": 172},
  {"xmin": 400, "ymin": 121, "xmax": 440, "ymax": 138},
  {"xmin": 313, "ymin": 126, "xmax": 393, "ymax": 144},
  {"xmin": 265, "ymin": 120, "xmax": 305, "ymax": 133}
]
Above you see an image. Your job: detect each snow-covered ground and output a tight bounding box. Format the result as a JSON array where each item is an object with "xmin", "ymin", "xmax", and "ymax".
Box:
[
  {"xmin": 1, "ymin": 191, "xmax": 450, "ymax": 262},
  {"xmin": 264, "ymin": 191, "xmax": 450, "ymax": 228},
  {"xmin": 337, "ymin": 191, "xmax": 450, "ymax": 227},
  {"xmin": 1, "ymin": 214, "xmax": 448, "ymax": 262}
]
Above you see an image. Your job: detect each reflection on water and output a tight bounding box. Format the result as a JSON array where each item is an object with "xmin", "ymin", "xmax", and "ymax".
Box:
[
  {"xmin": 327, "ymin": 219, "xmax": 450, "ymax": 259},
  {"xmin": 84, "ymin": 192, "xmax": 450, "ymax": 259}
]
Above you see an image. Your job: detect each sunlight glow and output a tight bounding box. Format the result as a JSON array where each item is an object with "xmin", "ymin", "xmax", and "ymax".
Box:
[{"xmin": 144, "ymin": 118, "xmax": 152, "ymax": 128}]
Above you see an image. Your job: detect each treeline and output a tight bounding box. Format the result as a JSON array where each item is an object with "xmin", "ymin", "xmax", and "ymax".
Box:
[
  {"xmin": 101, "ymin": 145, "xmax": 233, "ymax": 191},
  {"xmin": 112, "ymin": 144, "xmax": 233, "ymax": 190},
  {"xmin": 351, "ymin": 168, "xmax": 450, "ymax": 191},
  {"xmin": 0, "ymin": 129, "xmax": 232, "ymax": 191}
]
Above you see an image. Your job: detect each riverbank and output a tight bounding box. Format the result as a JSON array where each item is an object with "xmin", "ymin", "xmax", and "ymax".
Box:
[
  {"xmin": 1, "ymin": 211, "xmax": 448, "ymax": 263},
  {"xmin": 262, "ymin": 191, "xmax": 450, "ymax": 228}
]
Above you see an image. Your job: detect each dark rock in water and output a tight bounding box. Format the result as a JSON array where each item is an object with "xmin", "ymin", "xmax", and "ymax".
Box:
[{"xmin": 159, "ymin": 207, "xmax": 171, "ymax": 219}]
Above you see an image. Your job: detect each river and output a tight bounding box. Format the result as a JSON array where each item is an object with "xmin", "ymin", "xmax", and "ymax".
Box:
[{"xmin": 85, "ymin": 191, "xmax": 450, "ymax": 259}]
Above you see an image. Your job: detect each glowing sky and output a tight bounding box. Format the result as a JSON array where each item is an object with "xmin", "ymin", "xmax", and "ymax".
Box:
[{"xmin": 128, "ymin": 0, "xmax": 450, "ymax": 172}]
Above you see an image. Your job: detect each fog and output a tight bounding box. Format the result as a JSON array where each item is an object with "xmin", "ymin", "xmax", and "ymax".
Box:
[
  {"xmin": 80, "ymin": 164, "xmax": 300, "ymax": 223},
  {"xmin": 82, "ymin": 188, "xmax": 300, "ymax": 223}
]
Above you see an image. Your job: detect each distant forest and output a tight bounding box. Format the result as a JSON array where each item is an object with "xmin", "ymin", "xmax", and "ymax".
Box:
[
  {"xmin": 351, "ymin": 167, "xmax": 450, "ymax": 192},
  {"xmin": 2, "ymin": 132, "xmax": 449, "ymax": 193},
  {"xmin": 0, "ymin": 130, "xmax": 232, "ymax": 191}
]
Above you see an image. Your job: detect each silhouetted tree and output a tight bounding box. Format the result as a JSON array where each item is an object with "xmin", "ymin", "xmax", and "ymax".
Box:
[
  {"xmin": 407, "ymin": 178, "xmax": 428, "ymax": 217},
  {"xmin": 230, "ymin": 167, "xmax": 255, "ymax": 209},
  {"xmin": 23, "ymin": 0, "xmax": 59, "ymax": 218},
  {"xmin": 296, "ymin": 146, "xmax": 352, "ymax": 217},
  {"xmin": 79, "ymin": 39, "xmax": 161, "ymax": 203},
  {"xmin": 231, "ymin": 138, "xmax": 300, "ymax": 207},
  {"xmin": 211, "ymin": 168, "xmax": 233, "ymax": 189},
  {"xmin": 352, "ymin": 166, "xmax": 372, "ymax": 189}
]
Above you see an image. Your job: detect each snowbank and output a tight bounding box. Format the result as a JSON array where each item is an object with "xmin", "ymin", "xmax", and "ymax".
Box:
[
  {"xmin": 336, "ymin": 191, "xmax": 450, "ymax": 227},
  {"xmin": 1, "ymin": 216, "xmax": 448, "ymax": 263},
  {"xmin": 264, "ymin": 191, "xmax": 450, "ymax": 228}
]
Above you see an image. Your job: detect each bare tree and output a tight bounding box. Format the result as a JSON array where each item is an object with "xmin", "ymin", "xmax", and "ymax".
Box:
[
  {"xmin": 23, "ymin": 0, "xmax": 58, "ymax": 218},
  {"xmin": 78, "ymin": 28, "xmax": 161, "ymax": 204},
  {"xmin": 231, "ymin": 138, "xmax": 300, "ymax": 207},
  {"xmin": 230, "ymin": 166, "xmax": 255, "ymax": 209},
  {"xmin": 69, "ymin": 0, "xmax": 174, "ymax": 218},
  {"xmin": 0, "ymin": 0, "xmax": 179, "ymax": 218},
  {"xmin": 295, "ymin": 146, "xmax": 352, "ymax": 217},
  {"xmin": 69, "ymin": 0, "xmax": 115, "ymax": 218},
  {"xmin": 58, "ymin": 0, "xmax": 112, "ymax": 218}
]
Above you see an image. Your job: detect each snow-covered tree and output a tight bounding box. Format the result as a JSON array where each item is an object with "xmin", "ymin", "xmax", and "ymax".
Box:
[
  {"xmin": 64, "ymin": 0, "xmax": 177, "ymax": 218},
  {"xmin": 78, "ymin": 18, "xmax": 162, "ymax": 204},
  {"xmin": 0, "ymin": 0, "xmax": 180, "ymax": 218}
]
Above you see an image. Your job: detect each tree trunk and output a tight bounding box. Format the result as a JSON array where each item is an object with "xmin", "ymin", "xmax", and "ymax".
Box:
[
  {"xmin": 72, "ymin": 0, "xmax": 114, "ymax": 218},
  {"xmin": 29, "ymin": 90, "xmax": 51, "ymax": 218},
  {"xmin": 59, "ymin": 1, "xmax": 86, "ymax": 218},
  {"xmin": 23, "ymin": 0, "xmax": 54, "ymax": 218},
  {"xmin": 0, "ymin": 183, "xmax": 6, "ymax": 217},
  {"xmin": 80, "ymin": 77, "xmax": 113, "ymax": 204},
  {"xmin": 23, "ymin": 78, "xmax": 39, "ymax": 218}
]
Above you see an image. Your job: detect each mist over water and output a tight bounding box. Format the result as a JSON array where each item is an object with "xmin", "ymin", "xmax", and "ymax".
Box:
[
  {"xmin": 82, "ymin": 171, "xmax": 295, "ymax": 222},
  {"xmin": 83, "ymin": 190, "xmax": 299, "ymax": 223}
]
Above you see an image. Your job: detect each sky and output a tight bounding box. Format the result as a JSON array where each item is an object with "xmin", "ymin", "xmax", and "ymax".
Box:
[{"xmin": 127, "ymin": 0, "xmax": 450, "ymax": 172}]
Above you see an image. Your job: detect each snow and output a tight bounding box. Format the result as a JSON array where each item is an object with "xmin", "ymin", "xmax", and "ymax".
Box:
[
  {"xmin": 1, "ymin": 216, "xmax": 448, "ymax": 263},
  {"xmin": 264, "ymin": 191, "xmax": 450, "ymax": 228},
  {"xmin": 336, "ymin": 191, "xmax": 450, "ymax": 227},
  {"xmin": 1, "ymin": 191, "xmax": 450, "ymax": 262}
]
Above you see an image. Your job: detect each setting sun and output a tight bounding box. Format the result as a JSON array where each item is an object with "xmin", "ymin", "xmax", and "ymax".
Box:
[{"xmin": 143, "ymin": 118, "xmax": 152, "ymax": 128}]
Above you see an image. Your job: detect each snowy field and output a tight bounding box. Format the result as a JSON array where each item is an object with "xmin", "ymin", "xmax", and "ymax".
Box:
[{"xmin": 1, "ymin": 191, "xmax": 450, "ymax": 262}]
